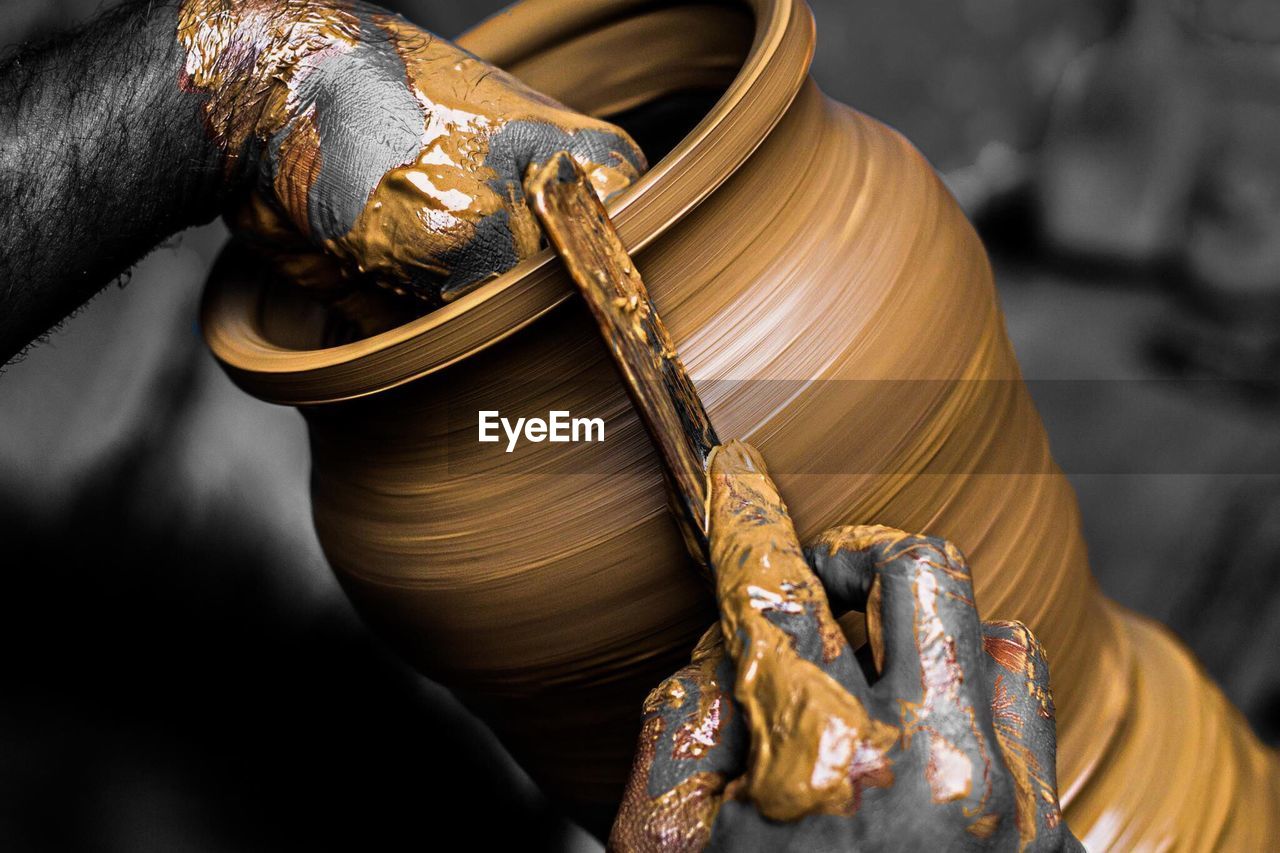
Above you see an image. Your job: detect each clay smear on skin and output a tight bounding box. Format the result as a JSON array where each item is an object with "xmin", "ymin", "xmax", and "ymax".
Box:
[
  {"xmin": 984, "ymin": 626, "xmax": 1062, "ymax": 849},
  {"xmin": 897, "ymin": 564, "xmax": 991, "ymax": 814},
  {"xmin": 178, "ymin": 0, "xmax": 640, "ymax": 296},
  {"xmin": 810, "ymin": 524, "xmax": 1001, "ymax": 830},
  {"xmin": 613, "ymin": 628, "xmax": 729, "ymax": 853},
  {"xmin": 177, "ymin": 0, "xmax": 360, "ymax": 169},
  {"xmin": 708, "ymin": 441, "xmax": 897, "ymax": 821}
]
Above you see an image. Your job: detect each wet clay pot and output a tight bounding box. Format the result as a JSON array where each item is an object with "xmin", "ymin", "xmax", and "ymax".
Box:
[{"xmin": 203, "ymin": 0, "xmax": 1279, "ymax": 843}]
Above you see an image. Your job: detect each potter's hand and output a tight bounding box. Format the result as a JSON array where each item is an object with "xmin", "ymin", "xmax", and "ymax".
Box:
[
  {"xmin": 178, "ymin": 0, "xmax": 645, "ymax": 304},
  {"xmin": 611, "ymin": 440, "xmax": 1082, "ymax": 852}
]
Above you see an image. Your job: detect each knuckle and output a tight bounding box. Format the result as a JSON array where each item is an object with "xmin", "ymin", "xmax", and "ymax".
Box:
[
  {"xmin": 981, "ymin": 619, "xmax": 1047, "ymax": 677},
  {"xmin": 807, "ymin": 526, "xmax": 978, "ymax": 602},
  {"xmin": 922, "ymin": 535, "xmax": 971, "ymax": 580},
  {"xmin": 565, "ymin": 125, "xmax": 626, "ymax": 158},
  {"xmin": 984, "ymin": 619, "xmax": 1034, "ymax": 648},
  {"xmin": 808, "ymin": 523, "xmax": 869, "ymax": 555},
  {"xmin": 993, "ymin": 620, "xmax": 1051, "ymax": 671},
  {"xmin": 808, "ymin": 524, "xmax": 910, "ymax": 565}
]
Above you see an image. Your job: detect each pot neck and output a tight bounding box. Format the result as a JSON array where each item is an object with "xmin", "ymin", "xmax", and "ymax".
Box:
[{"xmin": 202, "ymin": 0, "xmax": 815, "ymax": 405}]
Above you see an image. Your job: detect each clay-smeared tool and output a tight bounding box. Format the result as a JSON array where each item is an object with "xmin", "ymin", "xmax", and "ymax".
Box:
[{"xmin": 526, "ymin": 152, "xmax": 719, "ymax": 569}]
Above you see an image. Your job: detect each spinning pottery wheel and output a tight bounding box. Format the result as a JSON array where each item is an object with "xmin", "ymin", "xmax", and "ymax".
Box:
[{"xmin": 202, "ymin": 0, "xmax": 1280, "ymax": 844}]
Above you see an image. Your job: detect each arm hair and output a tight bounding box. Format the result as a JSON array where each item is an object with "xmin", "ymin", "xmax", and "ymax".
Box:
[{"xmin": 0, "ymin": 1, "xmax": 236, "ymax": 363}]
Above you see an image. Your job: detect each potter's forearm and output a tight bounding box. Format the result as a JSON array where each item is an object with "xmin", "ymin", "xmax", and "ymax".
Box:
[
  {"xmin": 0, "ymin": 1, "xmax": 227, "ymax": 362},
  {"xmin": 0, "ymin": 0, "xmax": 645, "ymax": 363}
]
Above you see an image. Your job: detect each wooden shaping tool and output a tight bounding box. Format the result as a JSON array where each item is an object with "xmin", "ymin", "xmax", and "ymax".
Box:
[{"xmin": 526, "ymin": 152, "xmax": 720, "ymax": 568}]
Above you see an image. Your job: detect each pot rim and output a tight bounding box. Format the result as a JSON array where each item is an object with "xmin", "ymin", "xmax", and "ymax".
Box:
[{"xmin": 201, "ymin": 0, "xmax": 815, "ymax": 405}]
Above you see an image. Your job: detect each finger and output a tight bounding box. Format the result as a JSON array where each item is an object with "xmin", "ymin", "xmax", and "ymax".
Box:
[
  {"xmin": 707, "ymin": 441, "xmax": 899, "ymax": 822},
  {"xmin": 707, "ymin": 441, "xmax": 865, "ymax": 693},
  {"xmin": 436, "ymin": 123, "xmax": 645, "ymax": 304},
  {"xmin": 515, "ymin": 121, "xmax": 646, "ymax": 200},
  {"xmin": 804, "ymin": 525, "xmax": 882, "ymax": 671},
  {"xmin": 981, "ymin": 621, "xmax": 1077, "ymax": 850},
  {"xmin": 610, "ymin": 625, "xmax": 740, "ymax": 852},
  {"xmin": 804, "ymin": 527, "xmax": 878, "ymax": 612},
  {"xmin": 809, "ymin": 526, "xmax": 1005, "ymax": 821},
  {"xmin": 559, "ymin": 125, "xmax": 647, "ymax": 203},
  {"xmin": 816, "ymin": 527, "xmax": 989, "ymax": 707}
]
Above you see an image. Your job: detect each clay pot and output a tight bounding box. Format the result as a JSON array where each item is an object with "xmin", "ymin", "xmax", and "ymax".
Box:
[{"xmin": 203, "ymin": 0, "xmax": 1278, "ymax": 842}]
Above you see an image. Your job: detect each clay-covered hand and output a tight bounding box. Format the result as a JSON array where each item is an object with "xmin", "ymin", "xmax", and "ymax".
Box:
[
  {"xmin": 177, "ymin": 0, "xmax": 645, "ymax": 304},
  {"xmin": 611, "ymin": 440, "xmax": 1083, "ymax": 852}
]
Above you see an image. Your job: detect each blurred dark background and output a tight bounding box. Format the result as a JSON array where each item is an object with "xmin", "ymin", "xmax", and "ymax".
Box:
[{"xmin": 3, "ymin": 0, "xmax": 1280, "ymax": 849}]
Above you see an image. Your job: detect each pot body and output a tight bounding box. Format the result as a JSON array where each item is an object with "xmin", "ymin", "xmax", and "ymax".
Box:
[
  {"xmin": 204, "ymin": 0, "xmax": 1279, "ymax": 844},
  {"xmin": 304, "ymin": 75, "xmax": 1112, "ymax": 810}
]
